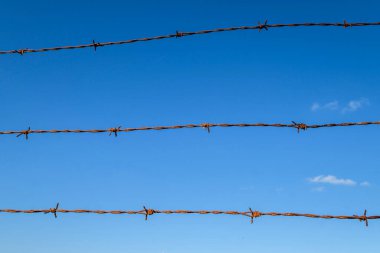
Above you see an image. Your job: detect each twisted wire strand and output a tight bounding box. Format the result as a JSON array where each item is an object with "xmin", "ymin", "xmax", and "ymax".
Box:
[
  {"xmin": 1, "ymin": 21, "xmax": 380, "ymax": 55},
  {"xmin": 0, "ymin": 205, "xmax": 377, "ymax": 226},
  {"xmin": 1, "ymin": 121, "xmax": 379, "ymax": 139}
]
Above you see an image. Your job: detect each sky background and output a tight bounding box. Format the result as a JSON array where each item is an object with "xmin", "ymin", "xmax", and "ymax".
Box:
[{"xmin": 1, "ymin": 0, "xmax": 380, "ymax": 252}]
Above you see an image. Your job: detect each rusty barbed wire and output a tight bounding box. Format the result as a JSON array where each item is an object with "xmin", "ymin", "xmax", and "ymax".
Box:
[
  {"xmin": 1, "ymin": 20, "xmax": 380, "ymax": 55},
  {"xmin": 1, "ymin": 121, "xmax": 379, "ymax": 139},
  {"xmin": 0, "ymin": 204, "xmax": 378, "ymax": 226}
]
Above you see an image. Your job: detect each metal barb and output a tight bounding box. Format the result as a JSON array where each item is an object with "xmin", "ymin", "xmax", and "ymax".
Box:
[
  {"xmin": 201, "ymin": 123, "xmax": 211, "ymax": 133},
  {"xmin": 45, "ymin": 203, "xmax": 59, "ymax": 218},
  {"xmin": 360, "ymin": 210, "xmax": 369, "ymax": 227},
  {"xmin": 249, "ymin": 208, "xmax": 254, "ymax": 224},
  {"xmin": 292, "ymin": 121, "xmax": 308, "ymax": 133},
  {"xmin": 143, "ymin": 206, "xmax": 155, "ymax": 220},
  {"xmin": 176, "ymin": 31, "xmax": 184, "ymax": 38},
  {"xmin": 16, "ymin": 127, "xmax": 31, "ymax": 140},
  {"xmin": 249, "ymin": 208, "xmax": 261, "ymax": 224},
  {"xmin": 17, "ymin": 49, "xmax": 27, "ymax": 55},
  {"xmin": 108, "ymin": 126, "xmax": 122, "ymax": 137},
  {"xmin": 92, "ymin": 40, "xmax": 99, "ymax": 51},
  {"xmin": 343, "ymin": 20, "xmax": 352, "ymax": 28},
  {"xmin": 258, "ymin": 20, "xmax": 269, "ymax": 31}
]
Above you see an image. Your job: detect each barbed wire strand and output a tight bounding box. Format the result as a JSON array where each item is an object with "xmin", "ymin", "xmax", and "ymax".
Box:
[
  {"xmin": 1, "ymin": 20, "xmax": 380, "ymax": 55},
  {"xmin": 1, "ymin": 121, "xmax": 379, "ymax": 139},
  {"xmin": 0, "ymin": 204, "xmax": 377, "ymax": 226}
]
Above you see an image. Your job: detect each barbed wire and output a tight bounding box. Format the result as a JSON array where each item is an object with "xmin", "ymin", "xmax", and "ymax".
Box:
[
  {"xmin": 1, "ymin": 121, "xmax": 379, "ymax": 139},
  {"xmin": 1, "ymin": 20, "xmax": 380, "ymax": 55},
  {"xmin": 0, "ymin": 203, "xmax": 377, "ymax": 226}
]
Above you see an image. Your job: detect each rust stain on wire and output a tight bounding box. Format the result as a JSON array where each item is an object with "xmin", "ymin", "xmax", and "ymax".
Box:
[
  {"xmin": 1, "ymin": 21, "xmax": 380, "ymax": 55},
  {"xmin": 1, "ymin": 121, "xmax": 379, "ymax": 139},
  {"xmin": 0, "ymin": 204, "xmax": 377, "ymax": 226}
]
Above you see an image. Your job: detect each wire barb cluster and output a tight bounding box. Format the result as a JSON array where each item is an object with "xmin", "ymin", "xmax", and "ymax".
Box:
[
  {"xmin": 1, "ymin": 121, "xmax": 379, "ymax": 140},
  {"xmin": 1, "ymin": 204, "xmax": 378, "ymax": 227},
  {"xmin": 1, "ymin": 20, "xmax": 380, "ymax": 55},
  {"xmin": 15, "ymin": 126, "xmax": 31, "ymax": 139},
  {"xmin": 292, "ymin": 121, "xmax": 308, "ymax": 133},
  {"xmin": 44, "ymin": 203, "xmax": 60, "ymax": 218}
]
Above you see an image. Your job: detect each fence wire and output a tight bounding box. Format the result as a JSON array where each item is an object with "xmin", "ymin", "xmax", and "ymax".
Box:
[
  {"xmin": 1, "ymin": 21, "xmax": 380, "ymax": 55},
  {"xmin": 1, "ymin": 121, "xmax": 379, "ymax": 139},
  {"xmin": 0, "ymin": 204, "xmax": 377, "ymax": 226}
]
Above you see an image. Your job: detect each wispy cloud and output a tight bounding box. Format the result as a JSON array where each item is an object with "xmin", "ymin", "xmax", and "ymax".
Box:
[
  {"xmin": 342, "ymin": 98, "xmax": 370, "ymax": 113},
  {"xmin": 360, "ymin": 181, "xmax": 371, "ymax": 187},
  {"xmin": 311, "ymin": 103, "xmax": 320, "ymax": 111},
  {"xmin": 311, "ymin": 98, "xmax": 369, "ymax": 113},
  {"xmin": 312, "ymin": 186, "xmax": 325, "ymax": 192},
  {"xmin": 308, "ymin": 175, "xmax": 370, "ymax": 188},
  {"xmin": 311, "ymin": 101, "xmax": 339, "ymax": 112},
  {"xmin": 309, "ymin": 175, "xmax": 356, "ymax": 186}
]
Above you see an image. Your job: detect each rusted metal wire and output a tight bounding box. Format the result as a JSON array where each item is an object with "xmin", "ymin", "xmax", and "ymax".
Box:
[
  {"xmin": 1, "ymin": 121, "xmax": 379, "ymax": 139},
  {"xmin": 1, "ymin": 20, "xmax": 380, "ymax": 55},
  {"xmin": 0, "ymin": 204, "xmax": 377, "ymax": 226}
]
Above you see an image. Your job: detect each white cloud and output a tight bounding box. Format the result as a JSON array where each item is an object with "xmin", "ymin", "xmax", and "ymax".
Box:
[
  {"xmin": 342, "ymin": 98, "xmax": 369, "ymax": 113},
  {"xmin": 311, "ymin": 98, "xmax": 369, "ymax": 113},
  {"xmin": 311, "ymin": 101, "xmax": 339, "ymax": 112},
  {"xmin": 308, "ymin": 175, "xmax": 356, "ymax": 186},
  {"xmin": 325, "ymin": 101, "xmax": 339, "ymax": 110},
  {"xmin": 312, "ymin": 186, "xmax": 325, "ymax": 192},
  {"xmin": 311, "ymin": 103, "xmax": 320, "ymax": 111},
  {"xmin": 360, "ymin": 181, "xmax": 371, "ymax": 187}
]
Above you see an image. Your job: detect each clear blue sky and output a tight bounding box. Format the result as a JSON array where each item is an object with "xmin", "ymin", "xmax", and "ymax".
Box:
[{"xmin": 1, "ymin": 1, "xmax": 380, "ymax": 252}]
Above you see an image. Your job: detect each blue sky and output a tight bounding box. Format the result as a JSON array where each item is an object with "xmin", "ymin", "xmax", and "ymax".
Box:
[{"xmin": 1, "ymin": 0, "xmax": 380, "ymax": 252}]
